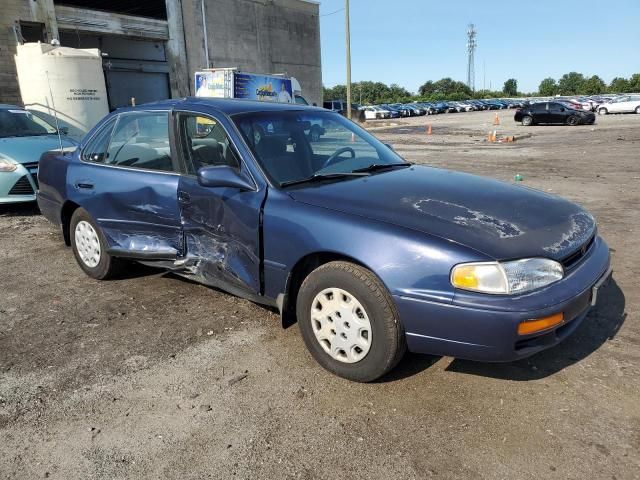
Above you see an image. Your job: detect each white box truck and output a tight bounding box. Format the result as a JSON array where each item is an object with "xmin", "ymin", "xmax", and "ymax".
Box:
[{"xmin": 194, "ymin": 68, "xmax": 310, "ymax": 105}]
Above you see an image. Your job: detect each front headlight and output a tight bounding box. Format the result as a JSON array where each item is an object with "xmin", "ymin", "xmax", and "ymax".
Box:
[
  {"xmin": 451, "ymin": 258, "xmax": 564, "ymax": 295},
  {"xmin": 0, "ymin": 157, "xmax": 17, "ymax": 172}
]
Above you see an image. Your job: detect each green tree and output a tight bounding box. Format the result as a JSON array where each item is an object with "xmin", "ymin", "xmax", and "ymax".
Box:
[
  {"xmin": 628, "ymin": 73, "xmax": 640, "ymax": 92},
  {"xmin": 418, "ymin": 80, "xmax": 436, "ymax": 97},
  {"xmin": 581, "ymin": 75, "xmax": 606, "ymax": 95},
  {"xmin": 609, "ymin": 77, "xmax": 631, "ymax": 93},
  {"xmin": 538, "ymin": 78, "xmax": 558, "ymax": 96},
  {"xmin": 323, "ymin": 84, "xmax": 347, "ymax": 101},
  {"xmin": 557, "ymin": 72, "xmax": 585, "ymax": 95},
  {"xmin": 503, "ymin": 78, "xmax": 518, "ymax": 96}
]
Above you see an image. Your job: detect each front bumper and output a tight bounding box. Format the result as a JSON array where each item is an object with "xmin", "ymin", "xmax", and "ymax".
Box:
[
  {"xmin": 394, "ymin": 236, "xmax": 611, "ymax": 362},
  {"xmin": 0, "ymin": 163, "xmax": 38, "ymax": 204}
]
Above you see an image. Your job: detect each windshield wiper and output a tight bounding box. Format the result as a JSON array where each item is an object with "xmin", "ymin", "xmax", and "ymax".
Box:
[
  {"xmin": 351, "ymin": 162, "xmax": 412, "ymax": 173},
  {"xmin": 280, "ymin": 172, "xmax": 370, "ymax": 188}
]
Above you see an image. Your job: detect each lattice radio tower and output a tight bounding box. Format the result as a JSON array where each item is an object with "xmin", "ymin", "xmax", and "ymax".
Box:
[{"xmin": 466, "ymin": 24, "xmax": 477, "ymax": 91}]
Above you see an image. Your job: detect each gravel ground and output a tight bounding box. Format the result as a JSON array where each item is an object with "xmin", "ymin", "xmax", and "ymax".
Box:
[{"xmin": 1, "ymin": 110, "xmax": 638, "ymax": 479}]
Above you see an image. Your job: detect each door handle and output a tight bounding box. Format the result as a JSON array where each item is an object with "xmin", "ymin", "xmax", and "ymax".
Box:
[
  {"xmin": 75, "ymin": 182, "xmax": 94, "ymax": 190},
  {"xmin": 178, "ymin": 191, "xmax": 191, "ymax": 204}
]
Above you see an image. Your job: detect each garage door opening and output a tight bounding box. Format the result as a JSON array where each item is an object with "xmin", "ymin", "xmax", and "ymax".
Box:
[{"xmin": 59, "ymin": 32, "xmax": 171, "ymax": 110}]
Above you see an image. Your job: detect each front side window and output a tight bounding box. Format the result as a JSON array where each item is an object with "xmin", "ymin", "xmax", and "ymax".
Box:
[
  {"xmin": 177, "ymin": 113, "xmax": 240, "ymax": 175},
  {"xmin": 105, "ymin": 112, "xmax": 174, "ymax": 172},
  {"xmin": 233, "ymin": 111, "xmax": 406, "ymax": 186}
]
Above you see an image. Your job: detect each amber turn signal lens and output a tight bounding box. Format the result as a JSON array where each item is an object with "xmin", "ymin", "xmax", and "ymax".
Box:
[{"xmin": 517, "ymin": 312, "xmax": 564, "ymax": 335}]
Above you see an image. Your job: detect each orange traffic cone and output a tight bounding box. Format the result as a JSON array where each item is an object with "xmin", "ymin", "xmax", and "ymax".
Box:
[
  {"xmin": 493, "ymin": 113, "xmax": 500, "ymax": 126},
  {"xmin": 426, "ymin": 124, "xmax": 432, "ymax": 135}
]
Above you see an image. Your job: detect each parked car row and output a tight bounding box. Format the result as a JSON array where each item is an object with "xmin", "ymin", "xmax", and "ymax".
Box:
[
  {"xmin": 358, "ymin": 98, "xmax": 531, "ymax": 120},
  {"xmin": 335, "ymin": 93, "xmax": 640, "ymax": 122},
  {"xmin": 527, "ymin": 94, "xmax": 640, "ymax": 115}
]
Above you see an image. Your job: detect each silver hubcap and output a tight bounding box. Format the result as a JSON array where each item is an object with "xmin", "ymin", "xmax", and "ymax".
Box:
[
  {"xmin": 310, "ymin": 288, "xmax": 372, "ymax": 364},
  {"xmin": 75, "ymin": 220, "xmax": 101, "ymax": 268}
]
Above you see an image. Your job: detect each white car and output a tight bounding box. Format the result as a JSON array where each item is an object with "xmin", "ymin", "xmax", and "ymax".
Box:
[
  {"xmin": 363, "ymin": 106, "xmax": 390, "ymax": 120},
  {"xmin": 597, "ymin": 95, "xmax": 640, "ymax": 115}
]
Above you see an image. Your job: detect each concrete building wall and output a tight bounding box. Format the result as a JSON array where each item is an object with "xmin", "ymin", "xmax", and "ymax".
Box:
[
  {"xmin": 0, "ymin": 0, "xmax": 321, "ymax": 107},
  {"xmin": 0, "ymin": 0, "xmax": 36, "ymax": 104},
  {"xmin": 182, "ymin": 0, "xmax": 322, "ymax": 105}
]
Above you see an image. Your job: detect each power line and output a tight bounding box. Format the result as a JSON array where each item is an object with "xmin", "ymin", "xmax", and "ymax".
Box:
[{"xmin": 321, "ymin": 7, "xmax": 345, "ymax": 17}]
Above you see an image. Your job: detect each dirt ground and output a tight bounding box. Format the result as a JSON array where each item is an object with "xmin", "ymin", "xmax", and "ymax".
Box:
[{"xmin": 1, "ymin": 110, "xmax": 638, "ymax": 479}]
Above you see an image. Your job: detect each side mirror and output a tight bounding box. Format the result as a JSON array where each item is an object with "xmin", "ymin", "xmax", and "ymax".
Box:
[{"xmin": 197, "ymin": 165, "xmax": 254, "ymax": 190}]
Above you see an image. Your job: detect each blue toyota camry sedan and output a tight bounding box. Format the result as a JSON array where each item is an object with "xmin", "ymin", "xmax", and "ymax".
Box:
[{"xmin": 37, "ymin": 98, "xmax": 612, "ymax": 382}]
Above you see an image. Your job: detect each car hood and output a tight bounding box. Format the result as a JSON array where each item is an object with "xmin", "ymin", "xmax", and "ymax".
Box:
[
  {"xmin": 287, "ymin": 166, "xmax": 595, "ymax": 261},
  {"xmin": 0, "ymin": 135, "xmax": 77, "ymax": 164}
]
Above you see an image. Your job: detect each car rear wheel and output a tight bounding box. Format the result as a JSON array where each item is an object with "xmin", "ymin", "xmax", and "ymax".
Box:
[
  {"xmin": 522, "ymin": 115, "xmax": 533, "ymax": 126},
  {"xmin": 567, "ymin": 115, "xmax": 579, "ymax": 126},
  {"xmin": 70, "ymin": 208, "xmax": 122, "ymax": 280},
  {"xmin": 635, "ymin": 106, "xmax": 640, "ymax": 114},
  {"xmin": 296, "ymin": 261, "xmax": 406, "ymax": 382},
  {"xmin": 598, "ymin": 107, "xmax": 608, "ymax": 115}
]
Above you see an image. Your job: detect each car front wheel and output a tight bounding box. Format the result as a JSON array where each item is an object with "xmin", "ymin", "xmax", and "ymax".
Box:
[
  {"xmin": 567, "ymin": 115, "xmax": 579, "ymax": 126},
  {"xmin": 296, "ymin": 261, "xmax": 406, "ymax": 382},
  {"xmin": 70, "ymin": 208, "xmax": 122, "ymax": 280},
  {"xmin": 598, "ymin": 108, "xmax": 608, "ymax": 115},
  {"xmin": 522, "ymin": 115, "xmax": 533, "ymax": 126},
  {"xmin": 635, "ymin": 106, "xmax": 640, "ymax": 114}
]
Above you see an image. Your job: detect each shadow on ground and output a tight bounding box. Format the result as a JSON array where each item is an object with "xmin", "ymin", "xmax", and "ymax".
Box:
[
  {"xmin": 446, "ymin": 279, "xmax": 626, "ymax": 381},
  {"xmin": 0, "ymin": 202, "xmax": 40, "ymax": 217}
]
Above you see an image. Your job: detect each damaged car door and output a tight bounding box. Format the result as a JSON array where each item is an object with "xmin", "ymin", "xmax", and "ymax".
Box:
[
  {"xmin": 174, "ymin": 111, "xmax": 265, "ymax": 297},
  {"xmin": 69, "ymin": 110, "xmax": 183, "ymax": 258}
]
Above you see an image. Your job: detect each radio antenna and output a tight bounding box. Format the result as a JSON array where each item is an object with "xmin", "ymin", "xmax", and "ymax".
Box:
[{"xmin": 45, "ymin": 71, "xmax": 64, "ymax": 156}]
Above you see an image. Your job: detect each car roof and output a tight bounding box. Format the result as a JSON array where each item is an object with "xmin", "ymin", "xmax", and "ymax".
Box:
[{"xmin": 115, "ymin": 97, "xmax": 323, "ymax": 116}]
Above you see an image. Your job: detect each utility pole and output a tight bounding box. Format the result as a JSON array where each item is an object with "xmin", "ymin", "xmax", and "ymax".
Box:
[
  {"xmin": 483, "ymin": 60, "xmax": 486, "ymax": 92},
  {"xmin": 345, "ymin": 0, "xmax": 352, "ymax": 119}
]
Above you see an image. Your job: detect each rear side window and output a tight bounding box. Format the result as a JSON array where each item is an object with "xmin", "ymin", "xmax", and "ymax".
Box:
[
  {"xmin": 105, "ymin": 112, "xmax": 175, "ymax": 172},
  {"xmin": 82, "ymin": 118, "xmax": 116, "ymax": 163}
]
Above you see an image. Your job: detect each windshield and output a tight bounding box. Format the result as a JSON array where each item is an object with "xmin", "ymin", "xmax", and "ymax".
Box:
[
  {"xmin": 0, "ymin": 109, "xmax": 57, "ymax": 138},
  {"xmin": 233, "ymin": 111, "xmax": 407, "ymax": 187}
]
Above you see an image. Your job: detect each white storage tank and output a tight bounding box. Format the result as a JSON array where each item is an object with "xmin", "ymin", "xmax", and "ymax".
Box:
[{"xmin": 15, "ymin": 42, "xmax": 109, "ymax": 135}]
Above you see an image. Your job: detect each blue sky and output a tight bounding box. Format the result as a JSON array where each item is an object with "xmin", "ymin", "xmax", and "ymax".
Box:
[{"xmin": 319, "ymin": 0, "xmax": 640, "ymax": 93}]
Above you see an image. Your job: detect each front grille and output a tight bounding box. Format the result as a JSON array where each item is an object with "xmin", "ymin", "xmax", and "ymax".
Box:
[
  {"xmin": 21, "ymin": 161, "xmax": 39, "ymax": 189},
  {"xmin": 8, "ymin": 175, "xmax": 35, "ymax": 195},
  {"xmin": 561, "ymin": 234, "xmax": 595, "ymax": 270}
]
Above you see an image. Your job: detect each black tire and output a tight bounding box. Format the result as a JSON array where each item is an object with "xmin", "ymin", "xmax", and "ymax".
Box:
[
  {"xmin": 522, "ymin": 115, "xmax": 533, "ymax": 126},
  {"xmin": 296, "ymin": 261, "xmax": 406, "ymax": 382},
  {"xmin": 567, "ymin": 115, "xmax": 579, "ymax": 126},
  {"xmin": 636, "ymin": 106, "xmax": 640, "ymax": 114},
  {"xmin": 598, "ymin": 107, "xmax": 608, "ymax": 115},
  {"xmin": 70, "ymin": 208, "xmax": 122, "ymax": 280}
]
